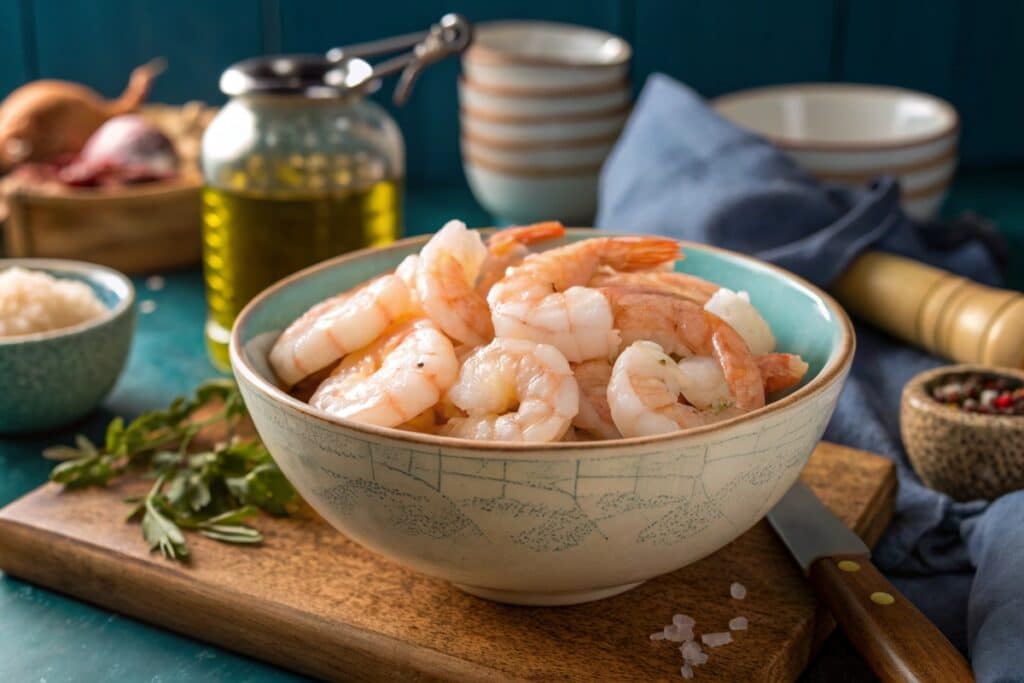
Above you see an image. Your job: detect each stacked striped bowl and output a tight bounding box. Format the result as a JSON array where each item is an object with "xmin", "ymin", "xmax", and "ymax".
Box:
[
  {"xmin": 460, "ymin": 21, "xmax": 631, "ymax": 224},
  {"xmin": 713, "ymin": 84, "xmax": 959, "ymax": 220}
]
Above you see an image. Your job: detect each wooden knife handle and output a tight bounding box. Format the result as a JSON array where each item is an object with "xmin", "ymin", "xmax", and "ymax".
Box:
[{"xmin": 809, "ymin": 555, "xmax": 974, "ymax": 682}]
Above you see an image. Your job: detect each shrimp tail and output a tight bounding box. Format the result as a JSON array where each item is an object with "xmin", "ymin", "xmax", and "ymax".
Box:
[
  {"xmin": 758, "ymin": 353, "xmax": 809, "ymax": 393},
  {"xmin": 603, "ymin": 237, "xmax": 681, "ymax": 272},
  {"xmin": 487, "ymin": 221, "xmax": 566, "ymax": 256}
]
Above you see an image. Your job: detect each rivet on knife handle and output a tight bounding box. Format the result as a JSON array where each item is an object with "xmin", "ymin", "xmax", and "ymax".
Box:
[{"xmin": 809, "ymin": 554, "xmax": 974, "ymax": 683}]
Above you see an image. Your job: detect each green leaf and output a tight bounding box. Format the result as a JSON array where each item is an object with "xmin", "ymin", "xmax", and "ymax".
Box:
[
  {"xmin": 42, "ymin": 445, "xmax": 83, "ymax": 462},
  {"xmin": 198, "ymin": 525, "xmax": 263, "ymax": 545},
  {"xmin": 232, "ymin": 463, "xmax": 296, "ymax": 516},
  {"xmin": 140, "ymin": 479, "xmax": 189, "ymax": 561},
  {"xmin": 75, "ymin": 434, "xmax": 99, "ymax": 457},
  {"xmin": 103, "ymin": 418, "xmax": 126, "ymax": 454},
  {"xmin": 202, "ymin": 505, "xmax": 259, "ymax": 526}
]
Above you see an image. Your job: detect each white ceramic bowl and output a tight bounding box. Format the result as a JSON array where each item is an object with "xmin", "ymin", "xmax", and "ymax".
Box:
[
  {"xmin": 712, "ymin": 84, "xmax": 960, "ymax": 219},
  {"xmin": 463, "ymin": 162, "xmax": 601, "ymax": 224},
  {"xmin": 458, "ymin": 76, "xmax": 631, "ymax": 117},
  {"xmin": 463, "ymin": 21, "xmax": 631, "ymax": 91},
  {"xmin": 461, "ymin": 109, "xmax": 628, "ymax": 144},
  {"xmin": 462, "ymin": 136, "xmax": 614, "ymax": 168},
  {"xmin": 231, "ymin": 232, "xmax": 854, "ymax": 605}
]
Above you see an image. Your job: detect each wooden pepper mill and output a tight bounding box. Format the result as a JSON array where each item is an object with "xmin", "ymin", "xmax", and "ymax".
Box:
[{"xmin": 832, "ymin": 251, "xmax": 1024, "ymax": 368}]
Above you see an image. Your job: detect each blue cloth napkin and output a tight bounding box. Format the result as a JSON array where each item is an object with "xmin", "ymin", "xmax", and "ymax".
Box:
[{"xmin": 596, "ymin": 73, "xmax": 1021, "ymax": 679}]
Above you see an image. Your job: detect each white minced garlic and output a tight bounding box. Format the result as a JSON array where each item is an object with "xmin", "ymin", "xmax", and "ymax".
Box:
[{"xmin": 0, "ymin": 267, "xmax": 107, "ymax": 337}]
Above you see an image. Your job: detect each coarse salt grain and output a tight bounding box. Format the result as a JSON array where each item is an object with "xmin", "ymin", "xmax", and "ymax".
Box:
[
  {"xmin": 673, "ymin": 614, "xmax": 695, "ymax": 628},
  {"xmin": 702, "ymin": 632, "xmax": 733, "ymax": 648},
  {"xmin": 145, "ymin": 275, "xmax": 166, "ymax": 291},
  {"xmin": 730, "ymin": 582, "xmax": 747, "ymax": 600},
  {"xmin": 680, "ymin": 641, "xmax": 703, "ymax": 661},
  {"xmin": 650, "ymin": 632, "xmax": 666, "ymax": 641},
  {"xmin": 729, "ymin": 616, "xmax": 748, "ymax": 631},
  {"xmin": 680, "ymin": 664, "xmax": 694, "ymax": 679},
  {"xmin": 139, "ymin": 299, "xmax": 158, "ymax": 314},
  {"xmin": 665, "ymin": 626, "xmax": 691, "ymax": 642}
]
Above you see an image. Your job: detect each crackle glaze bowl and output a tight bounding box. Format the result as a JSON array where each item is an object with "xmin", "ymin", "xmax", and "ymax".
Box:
[
  {"xmin": 0, "ymin": 258, "xmax": 135, "ymax": 433},
  {"xmin": 230, "ymin": 230, "xmax": 854, "ymax": 605}
]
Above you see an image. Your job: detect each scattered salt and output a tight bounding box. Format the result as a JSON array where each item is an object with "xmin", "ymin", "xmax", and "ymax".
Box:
[
  {"xmin": 729, "ymin": 616, "xmax": 748, "ymax": 631},
  {"xmin": 691, "ymin": 651, "xmax": 709, "ymax": 666},
  {"xmin": 650, "ymin": 632, "xmax": 666, "ymax": 641},
  {"xmin": 680, "ymin": 664, "xmax": 694, "ymax": 679},
  {"xmin": 680, "ymin": 641, "xmax": 703, "ymax": 661},
  {"xmin": 139, "ymin": 299, "xmax": 158, "ymax": 314},
  {"xmin": 701, "ymin": 632, "xmax": 733, "ymax": 648},
  {"xmin": 665, "ymin": 625, "xmax": 691, "ymax": 642},
  {"xmin": 730, "ymin": 582, "xmax": 747, "ymax": 600},
  {"xmin": 145, "ymin": 275, "xmax": 165, "ymax": 291},
  {"xmin": 673, "ymin": 614, "xmax": 696, "ymax": 628}
]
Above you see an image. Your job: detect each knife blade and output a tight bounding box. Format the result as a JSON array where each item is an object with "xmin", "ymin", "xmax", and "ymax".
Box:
[
  {"xmin": 767, "ymin": 480, "xmax": 869, "ymax": 572},
  {"xmin": 768, "ymin": 481, "xmax": 973, "ymax": 683}
]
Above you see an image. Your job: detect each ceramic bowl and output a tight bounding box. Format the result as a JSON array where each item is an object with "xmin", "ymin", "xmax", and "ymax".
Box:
[
  {"xmin": 463, "ymin": 21, "xmax": 631, "ymax": 91},
  {"xmin": 231, "ymin": 231, "xmax": 855, "ymax": 605},
  {"xmin": 901, "ymin": 364, "xmax": 1024, "ymax": 501},
  {"xmin": 0, "ymin": 258, "xmax": 135, "ymax": 433},
  {"xmin": 712, "ymin": 84, "xmax": 960, "ymax": 219},
  {"xmin": 462, "ymin": 136, "xmax": 614, "ymax": 168},
  {"xmin": 460, "ymin": 107, "xmax": 628, "ymax": 143},
  {"xmin": 458, "ymin": 76, "xmax": 631, "ymax": 117},
  {"xmin": 463, "ymin": 162, "xmax": 600, "ymax": 224}
]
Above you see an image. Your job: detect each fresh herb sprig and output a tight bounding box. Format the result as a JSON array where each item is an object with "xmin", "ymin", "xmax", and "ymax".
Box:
[{"xmin": 46, "ymin": 380, "xmax": 296, "ymax": 562}]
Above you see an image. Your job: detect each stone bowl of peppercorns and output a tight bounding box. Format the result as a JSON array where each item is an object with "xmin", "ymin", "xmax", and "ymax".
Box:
[{"xmin": 901, "ymin": 364, "xmax": 1024, "ymax": 501}]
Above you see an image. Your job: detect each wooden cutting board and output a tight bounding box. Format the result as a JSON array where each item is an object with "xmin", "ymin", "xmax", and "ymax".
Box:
[{"xmin": 0, "ymin": 441, "xmax": 895, "ymax": 682}]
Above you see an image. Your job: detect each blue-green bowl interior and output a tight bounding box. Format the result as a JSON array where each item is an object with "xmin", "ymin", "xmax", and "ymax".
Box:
[{"xmin": 237, "ymin": 234, "xmax": 846, "ymax": 390}]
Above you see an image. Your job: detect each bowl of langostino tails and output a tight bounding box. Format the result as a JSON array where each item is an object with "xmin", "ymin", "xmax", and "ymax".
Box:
[
  {"xmin": 0, "ymin": 258, "xmax": 135, "ymax": 433},
  {"xmin": 231, "ymin": 222, "xmax": 854, "ymax": 605}
]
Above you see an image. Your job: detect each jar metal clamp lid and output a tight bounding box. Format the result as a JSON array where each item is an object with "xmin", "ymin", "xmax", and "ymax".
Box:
[{"xmin": 219, "ymin": 14, "xmax": 472, "ymax": 104}]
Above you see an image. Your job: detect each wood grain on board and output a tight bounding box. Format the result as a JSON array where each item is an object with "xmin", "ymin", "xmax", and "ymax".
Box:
[{"xmin": 0, "ymin": 441, "xmax": 895, "ymax": 682}]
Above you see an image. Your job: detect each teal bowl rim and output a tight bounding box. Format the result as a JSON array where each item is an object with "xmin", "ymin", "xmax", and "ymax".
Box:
[
  {"xmin": 0, "ymin": 257, "xmax": 135, "ymax": 345},
  {"xmin": 230, "ymin": 229, "xmax": 856, "ymax": 451}
]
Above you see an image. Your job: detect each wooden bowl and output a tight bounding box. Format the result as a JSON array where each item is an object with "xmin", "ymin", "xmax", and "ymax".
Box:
[
  {"xmin": 901, "ymin": 364, "xmax": 1024, "ymax": 501},
  {"xmin": 0, "ymin": 103, "xmax": 214, "ymax": 274}
]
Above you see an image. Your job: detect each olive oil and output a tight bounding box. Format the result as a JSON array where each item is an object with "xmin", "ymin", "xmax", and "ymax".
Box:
[{"xmin": 201, "ymin": 180, "xmax": 402, "ymax": 369}]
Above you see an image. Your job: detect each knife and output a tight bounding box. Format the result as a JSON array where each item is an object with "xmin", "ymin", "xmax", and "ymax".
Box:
[{"xmin": 767, "ymin": 481, "xmax": 974, "ymax": 683}]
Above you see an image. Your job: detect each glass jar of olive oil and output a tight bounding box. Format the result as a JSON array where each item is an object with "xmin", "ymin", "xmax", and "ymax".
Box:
[{"xmin": 200, "ymin": 59, "xmax": 405, "ymax": 370}]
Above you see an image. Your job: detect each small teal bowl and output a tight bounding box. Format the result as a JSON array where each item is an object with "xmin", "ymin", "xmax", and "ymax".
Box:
[{"xmin": 0, "ymin": 259, "xmax": 135, "ymax": 434}]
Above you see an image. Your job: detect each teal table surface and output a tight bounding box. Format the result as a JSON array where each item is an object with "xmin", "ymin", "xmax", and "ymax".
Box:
[{"xmin": 0, "ymin": 175, "xmax": 1020, "ymax": 681}]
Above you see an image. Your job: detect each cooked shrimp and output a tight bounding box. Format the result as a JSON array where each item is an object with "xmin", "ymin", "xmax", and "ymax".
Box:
[
  {"xmin": 476, "ymin": 221, "xmax": 566, "ymax": 296},
  {"xmin": 588, "ymin": 269, "xmax": 719, "ymax": 304},
  {"xmin": 758, "ymin": 352, "xmax": 809, "ymax": 393},
  {"xmin": 602, "ymin": 287, "xmax": 765, "ymax": 410},
  {"xmin": 572, "ymin": 358, "xmax": 621, "ymax": 439},
  {"xmin": 487, "ymin": 236, "xmax": 681, "ymax": 362},
  {"xmin": 310, "ymin": 319, "xmax": 458, "ymax": 427},
  {"xmin": 444, "ymin": 338, "xmax": 579, "ymax": 442},
  {"xmin": 269, "ymin": 274, "xmax": 414, "ymax": 387},
  {"xmin": 607, "ymin": 340, "xmax": 709, "ymax": 437},
  {"xmin": 704, "ymin": 288, "xmax": 775, "ymax": 355},
  {"xmin": 415, "ymin": 220, "xmax": 492, "ymax": 345},
  {"xmin": 677, "ymin": 352, "xmax": 809, "ymax": 410}
]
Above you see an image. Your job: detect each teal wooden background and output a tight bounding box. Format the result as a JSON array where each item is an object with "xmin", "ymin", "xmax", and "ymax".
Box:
[{"xmin": 1, "ymin": 0, "xmax": 1022, "ymax": 187}]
